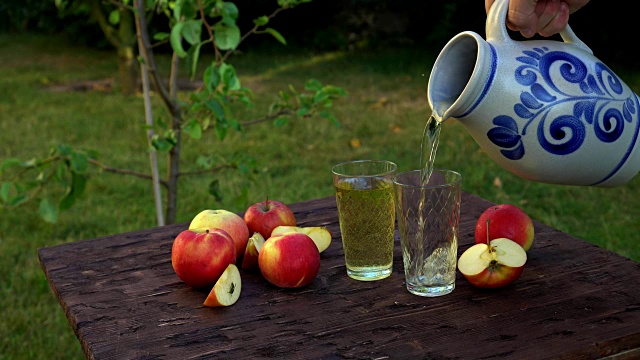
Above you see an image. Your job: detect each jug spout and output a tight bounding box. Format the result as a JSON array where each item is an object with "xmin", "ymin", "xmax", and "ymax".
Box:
[{"xmin": 427, "ymin": 31, "xmax": 495, "ymax": 122}]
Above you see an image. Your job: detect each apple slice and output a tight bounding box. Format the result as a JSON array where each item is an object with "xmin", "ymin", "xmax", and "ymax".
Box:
[
  {"xmin": 271, "ymin": 225, "xmax": 332, "ymax": 253},
  {"xmin": 241, "ymin": 232, "xmax": 265, "ymax": 270},
  {"xmin": 457, "ymin": 237, "xmax": 527, "ymax": 288},
  {"xmin": 203, "ymin": 264, "xmax": 242, "ymax": 307}
]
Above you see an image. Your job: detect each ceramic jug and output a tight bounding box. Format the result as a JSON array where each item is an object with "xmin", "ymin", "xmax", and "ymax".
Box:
[{"xmin": 427, "ymin": 0, "xmax": 640, "ymax": 187}]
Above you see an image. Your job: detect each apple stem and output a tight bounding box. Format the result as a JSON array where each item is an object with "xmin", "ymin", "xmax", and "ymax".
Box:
[
  {"xmin": 486, "ymin": 219, "xmax": 490, "ymax": 242},
  {"xmin": 486, "ymin": 219, "xmax": 495, "ymax": 254}
]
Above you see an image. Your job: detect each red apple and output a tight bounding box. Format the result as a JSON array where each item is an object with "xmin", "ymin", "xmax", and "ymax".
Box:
[
  {"xmin": 203, "ymin": 264, "xmax": 242, "ymax": 307},
  {"xmin": 258, "ymin": 232, "xmax": 320, "ymax": 288},
  {"xmin": 244, "ymin": 198, "xmax": 296, "ymax": 239},
  {"xmin": 171, "ymin": 228, "xmax": 236, "ymax": 288},
  {"xmin": 458, "ymin": 237, "xmax": 527, "ymax": 288},
  {"xmin": 475, "ymin": 204, "xmax": 535, "ymax": 251},
  {"xmin": 189, "ymin": 209, "xmax": 250, "ymax": 260},
  {"xmin": 241, "ymin": 232, "xmax": 265, "ymax": 270}
]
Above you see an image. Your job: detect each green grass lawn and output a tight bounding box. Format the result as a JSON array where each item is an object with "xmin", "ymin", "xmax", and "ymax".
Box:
[{"xmin": 1, "ymin": 33, "xmax": 639, "ymax": 359}]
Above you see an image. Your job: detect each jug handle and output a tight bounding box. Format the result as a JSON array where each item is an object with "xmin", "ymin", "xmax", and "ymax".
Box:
[{"xmin": 486, "ymin": 0, "xmax": 593, "ymax": 54}]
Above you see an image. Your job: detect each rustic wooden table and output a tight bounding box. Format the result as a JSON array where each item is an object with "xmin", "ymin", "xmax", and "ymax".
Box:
[{"xmin": 38, "ymin": 192, "xmax": 640, "ymax": 359}]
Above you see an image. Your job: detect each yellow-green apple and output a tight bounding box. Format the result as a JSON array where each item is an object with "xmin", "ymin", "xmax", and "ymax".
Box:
[
  {"xmin": 271, "ymin": 225, "xmax": 332, "ymax": 253},
  {"xmin": 244, "ymin": 198, "xmax": 296, "ymax": 239},
  {"xmin": 203, "ymin": 264, "xmax": 242, "ymax": 307},
  {"xmin": 241, "ymin": 232, "xmax": 265, "ymax": 270},
  {"xmin": 171, "ymin": 228, "xmax": 236, "ymax": 288},
  {"xmin": 458, "ymin": 237, "xmax": 527, "ymax": 288},
  {"xmin": 189, "ymin": 209, "xmax": 250, "ymax": 260},
  {"xmin": 475, "ymin": 204, "xmax": 535, "ymax": 251},
  {"xmin": 258, "ymin": 232, "xmax": 320, "ymax": 288}
]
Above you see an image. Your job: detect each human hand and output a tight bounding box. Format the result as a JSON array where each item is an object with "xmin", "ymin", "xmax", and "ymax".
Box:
[{"xmin": 485, "ymin": 0, "xmax": 590, "ymax": 38}]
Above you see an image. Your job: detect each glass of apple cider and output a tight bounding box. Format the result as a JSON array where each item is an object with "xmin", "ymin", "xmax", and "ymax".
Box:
[
  {"xmin": 332, "ymin": 160, "xmax": 397, "ymax": 281},
  {"xmin": 393, "ymin": 169, "xmax": 461, "ymax": 297}
]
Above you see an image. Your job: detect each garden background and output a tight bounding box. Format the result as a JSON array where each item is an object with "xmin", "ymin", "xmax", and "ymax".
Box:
[{"xmin": 1, "ymin": 1, "xmax": 639, "ymax": 358}]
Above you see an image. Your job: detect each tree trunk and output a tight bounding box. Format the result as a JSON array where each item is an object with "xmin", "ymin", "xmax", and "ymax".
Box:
[
  {"xmin": 88, "ymin": 0, "xmax": 138, "ymax": 95},
  {"xmin": 117, "ymin": 45, "xmax": 138, "ymax": 95},
  {"xmin": 115, "ymin": 8, "xmax": 137, "ymax": 95}
]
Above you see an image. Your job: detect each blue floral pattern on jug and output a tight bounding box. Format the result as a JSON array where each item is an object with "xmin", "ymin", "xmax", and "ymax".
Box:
[{"xmin": 487, "ymin": 46, "xmax": 638, "ymax": 161}]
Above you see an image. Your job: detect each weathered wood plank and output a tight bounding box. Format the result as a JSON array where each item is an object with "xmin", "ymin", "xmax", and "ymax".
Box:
[{"xmin": 38, "ymin": 193, "xmax": 640, "ymax": 359}]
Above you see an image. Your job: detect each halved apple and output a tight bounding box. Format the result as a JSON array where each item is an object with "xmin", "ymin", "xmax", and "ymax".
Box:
[
  {"xmin": 203, "ymin": 264, "xmax": 242, "ymax": 307},
  {"xmin": 241, "ymin": 232, "xmax": 265, "ymax": 270},
  {"xmin": 457, "ymin": 237, "xmax": 527, "ymax": 288},
  {"xmin": 271, "ymin": 225, "xmax": 332, "ymax": 253}
]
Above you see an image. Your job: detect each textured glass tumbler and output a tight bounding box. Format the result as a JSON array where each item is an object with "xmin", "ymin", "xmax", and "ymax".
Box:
[
  {"xmin": 332, "ymin": 160, "xmax": 397, "ymax": 281},
  {"xmin": 393, "ymin": 169, "xmax": 462, "ymax": 297}
]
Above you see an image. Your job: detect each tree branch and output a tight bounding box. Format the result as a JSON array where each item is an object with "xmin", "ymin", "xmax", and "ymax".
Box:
[
  {"xmin": 88, "ymin": 159, "xmax": 168, "ymax": 187},
  {"xmin": 220, "ymin": 7, "xmax": 288, "ymax": 64},
  {"xmin": 197, "ymin": 0, "xmax": 221, "ymax": 61},
  {"xmin": 240, "ymin": 108, "xmax": 296, "ymax": 127}
]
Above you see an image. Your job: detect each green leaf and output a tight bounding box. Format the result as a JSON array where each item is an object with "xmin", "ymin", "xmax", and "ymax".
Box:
[
  {"xmin": 253, "ymin": 16, "xmax": 269, "ymax": 26},
  {"xmin": 182, "ymin": 19, "xmax": 202, "ymax": 45},
  {"xmin": 187, "ymin": 42, "xmax": 202, "ymax": 79},
  {"xmin": 59, "ymin": 173, "xmax": 86, "ymax": 211},
  {"xmin": 70, "ymin": 152, "xmax": 88, "ymax": 174},
  {"xmin": 278, "ymin": 90, "xmax": 291, "ymax": 102},
  {"xmin": 219, "ymin": 63, "xmax": 240, "ymax": 90},
  {"xmin": 204, "ymin": 99, "xmax": 226, "ymax": 120},
  {"xmin": 180, "ymin": 0, "xmax": 198, "ymax": 19},
  {"xmin": 108, "ymin": 10, "xmax": 120, "ymax": 25},
  {"xmin": 324, "ymin": 85, "xmax": 348, "ymax": 97},
  {"xmin": 305, "ymin": 79, "xmax": 322, "ymax": 91},
  {"xmin": 213, "ymin": 23, "xmax": 240, "ymax": 50},
  {"xmin": 208, "ymin": 179, "xmax": 223, "ymax": 201},
  {"xmin": 228, "ymin": 118, "xmax": 241, "ymax": 131},
  {"xmin": 319, "ymin": 111, "xmax": 342, "ymax": 127},
  {"xmin": 237, "ymin": 95, "xmax": 253, "ymax": 106},
  {"xmin": 203, "ymin": 63, "xmax": 221, "ymax": 91},
  {"xmin": 0, "ymin": 182, "xmax": 12, "ymax": 203},
  {"xmin": 164, "ymin": 130, "xmax": 178, "ymax": 145},
  {"xmin": 1, "ymin": 158, "xmax": 22, "ymax": 172},
  {"xmin": 55, "ymin": 144, "xmax": 73, "ymax": 156},
  {"xmin": 221, "ymin": 2, "xmax": 239, "ymax": 19},
  {"xmin": 152, "ymin": 136, "xmax": 173, "ymax": 152},
  {"xmin": 263, "ymin": 28, "xmax": 286, "ymax": 45},
  {"xmin": 153, "ymin": 32, "xmax": 170, "ymax": 41},
  {"xmin": 313, "ymin": 90, "xmax": 329, "ymax": 104},
  {"xmin": 296, "ymin": 107, "xmax": 310, "ymax": 117},
  {"xmin": 214, "ymin": 121, "xmax": 228, "ymax": 141},
  {"xmin": 183, "ymin": 119, "xmax": 202, "ymax": 139},
  {"xmin": 54, "ymin": 163, "xmax": 67, "ymax": 182},
  {"xmin": 170, "ymin": 22, "xmax": 188, "ymax": 58},
  {"xmin": 9, "ymin": 194, "xmax": 27, "ymax": 207},
  {"xmin": 202, "ymin": 117, "xmax": 211, "ymax": 130},
  {"xmin": 40, "ymin": 198, "xmax": 58, "ymax": 224},
  {"xmin": 273, "ymin": 117, "xmax": 289, "ymax": 127},
  {"xmin": 173, "ymin": 0, "xmax": 183, "ymax": 21}
]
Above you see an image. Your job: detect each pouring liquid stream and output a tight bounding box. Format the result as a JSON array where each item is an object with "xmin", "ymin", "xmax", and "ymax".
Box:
[
  {"xmin": 420, "ymin": 111, "xmax": 443, "ymax": 186},
  {"xmin": 414, "ymin": 110, "xmax": 443, "ymax": 279}
]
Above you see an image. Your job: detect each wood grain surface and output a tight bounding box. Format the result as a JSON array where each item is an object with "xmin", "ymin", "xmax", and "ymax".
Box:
[{"xmin": 38, "ymin": 193, "xmax": 640, "ymax": 359}]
